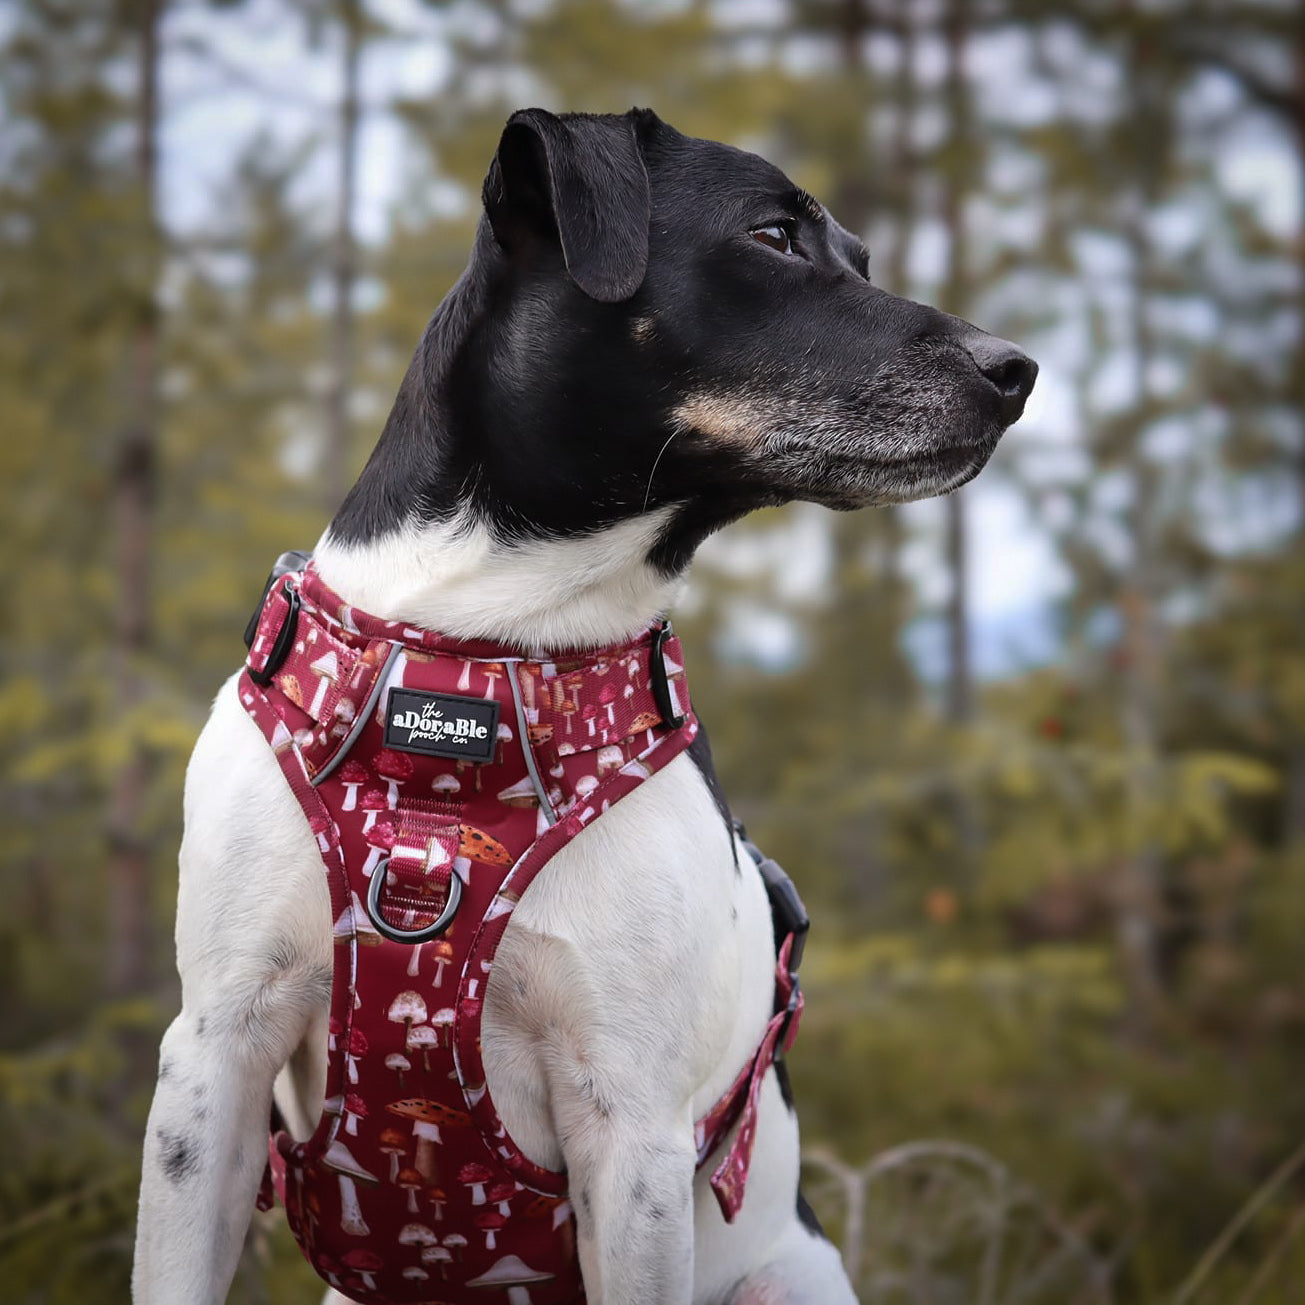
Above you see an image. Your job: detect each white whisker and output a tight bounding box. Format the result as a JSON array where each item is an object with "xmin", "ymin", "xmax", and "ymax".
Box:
[{"xmin": 641, "ymin": 431, "xmax": 678, "ymax": 514}]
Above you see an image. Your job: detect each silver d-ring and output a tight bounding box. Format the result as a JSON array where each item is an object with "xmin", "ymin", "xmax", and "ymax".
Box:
[{"xmin": 364, "ymin": 857, "xmax": 462, "ymax": 944}]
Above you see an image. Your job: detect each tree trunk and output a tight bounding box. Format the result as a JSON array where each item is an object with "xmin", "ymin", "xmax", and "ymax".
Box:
[
  {"xmin": 107, "ymin": 0, "xmax": 162, "ymax": 995},
  {"xmin": 325, "ymin": 0, "xmax": 362, "ymax": 513},
  {"xmin": 1284, "ymin": 7, "xmax": 1305, "ymax": 843},
  {"xmin": 1114, "ymin": 18, "xmax": 1167, "ymax": 1033},
  {"xmin": 940, "ymin": 0, "xmax": 973, "ymax": 727}
]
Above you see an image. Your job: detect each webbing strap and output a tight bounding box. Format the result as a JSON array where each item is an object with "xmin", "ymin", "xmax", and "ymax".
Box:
[{"xmin": 371, "ymin": 797, "xmax": 463, "ymax": 929}]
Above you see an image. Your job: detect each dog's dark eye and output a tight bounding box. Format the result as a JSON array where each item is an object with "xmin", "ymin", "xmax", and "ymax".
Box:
[{"xmin": 751, "ymin": 225, "xmax": 793, "ymax": 255}]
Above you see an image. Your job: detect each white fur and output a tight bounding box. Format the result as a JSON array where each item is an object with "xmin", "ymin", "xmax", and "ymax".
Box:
[
  {"xmin": 312, "ymin": 506, "xmax": 686, "ymax": 652},
  {"xmin": 133, "ymin": 521, "xmax": 855, "ymax": 1305}
]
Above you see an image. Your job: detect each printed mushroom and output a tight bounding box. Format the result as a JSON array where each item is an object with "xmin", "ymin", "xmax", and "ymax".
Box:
[
  {"xmin": 338, "ymin": 759, "xmax": 368, "ymax": 812},
  {"xmin": 396, "ymin": 1165, "xmax": 424, "ymax": 1213},
  {"xmin": 630, "ymin": 709, "xmax": 660, "ymax": 749},
  {"xmin": 342, "ymin": 1092, "xmax": 368, "ymax": 1136},
  {"xmin": 308, "ymin": 649, "xmax": 340, "ymax": 718},
  {"xmin": 401, "ymin": 1265, "xmax": 429, "ymax": 1290},
  {"xmin": 405, "ymin": 1023, "xmax": 438, "ymax": 1072},
  {"xmin": 387, "ymin": 990, "xmax": 428, "ymax": 1039},
  {"xmin": 345, "ymin": 1027, "xmax": 368, "ymax": 1085},
  {"xmin": 496, "ymin": 776, "xmax": 539, "ymax": 809},
  {"xmin": 430, "ymin": 939, "xmax": 455, "ymax": 986},
  {"xmin": 581, "ymin": 703, "xmax": 599, "ymax": 739},
  {"xmin": 316, "ymin": 1251, "xmax": 342, "ymax": 1289},
  {"xmin": 430, "ymin": 1006, "xmax": 455, "ymax": 1046},
  {"xmin": 328, "ymin": 1015, "xmax": 343, "ymax": 1052},
  {"xmin": 331, "ymin": 696, "xmax": 355, "ymax": 739},
  {"xmin": 442, "ymin": 1230, "xmax": 467, "ymax": 1261},
  {"xmin": 526, "ymin": 722, "xmax": 553, "ymax": 745},
  {"xmin": 387, "ymin": 1098, "xmax": 469, "ymax": 1181},
  {"xmin": 459, "ymin": 825, "xmax": 513, "ymax": 868},
  {"xmin": 426, "ymin": 1185, "xmax": 448, "ymax": 1222},
  {"xmin": 476, "ymin": 1210, "xmax": 507, "ymax": 1250},
  {"xmin": 374, "ymin": 749, "xmax": 414, "ymax": 806},
  {"xmin": 406, "ymin": 939, "xmax": 426, "ymax": 979},
  {"xmin": 598, "ymin": 681, "xmax": 618, "ymax": 726},
  {"xmin": 482, "ymin": 661, "xmax": 505, "ymax": 698},
  {"xmin": 458, "ymin": 1160, "xmax": 493, "ymax": 1206},
  {"xmin": 486, "ymin": 1179, "xmax": 517, "ymax": 1217},
  {"xmin": 465, "ymin": 1253, "xmax": 555, "ymax": 1303},
  {"xmin": 519, "ymin": 664, "xmax": 540, "ymax": 720},
  {"xmin": 333, "ymin": 889, "xmax": 382, "ymax": 948},
  {"xmin": 430, "ymin": 772, "xmax": 461, "ymax": 797},
  {"xmin": 359, "ymin": 787, "xmax": 388, "ymax": 833},
  {"xmin": 421, "ymin": 1244, "xmax": 454, "ymax": 1280},
  {"xmin": 399, "ymin": 1222, "xmax": 437, "ymax": 1255},
  {"xmin": 596, "ymin": 744, "xmax": 624, "ymax": 777},
  {"xmin": 320, "ymin": 1139, "xmax": 378, "ymax": 1238},
  {"xmin": 574, "ymin": 774, "xmax": 599, "ymax": 808},
  {"xmin": 341, "ymin": 1248, "xmax": 383, "ymax": 1292},
  {"xmin": 384, "ymin": 1052, "xmax": 410, "ymax": 1090},
  {"xmin": 378, "ymin": 1126, "xmax": 407, "ymax": 1182},
  {"xmin": 361, "ymin": 813, "xmax": 397, "ymax": 879}
]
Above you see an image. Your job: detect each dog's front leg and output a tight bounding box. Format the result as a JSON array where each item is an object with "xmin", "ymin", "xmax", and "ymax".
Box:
[
  {"xmin": 134, "ymin": 1004, "xmax": 284, "ymax": 1302},
  {"xmin": 134, "ymin": 683, "xmax": 331, "ymax": 1303},
  {"xmin": 561, "ymin": 1104, "xmax": 699, "ymax": 1305}
]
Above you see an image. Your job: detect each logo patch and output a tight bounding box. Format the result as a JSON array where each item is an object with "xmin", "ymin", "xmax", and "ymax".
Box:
[{"xmin": 384, "ymin": 688, "xmax": 500, "ymax": 763}]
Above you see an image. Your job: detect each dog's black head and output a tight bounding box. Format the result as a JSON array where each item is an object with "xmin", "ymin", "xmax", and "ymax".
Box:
[{"xmin": 333, "ymin": 107, "xmax": 1037, "ymax": 574}]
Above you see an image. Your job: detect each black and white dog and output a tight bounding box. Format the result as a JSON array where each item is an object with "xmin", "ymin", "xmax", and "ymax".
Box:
[{"xmin": 133, "ymin": 107, "xmax": 1035, "ymax": 1304}]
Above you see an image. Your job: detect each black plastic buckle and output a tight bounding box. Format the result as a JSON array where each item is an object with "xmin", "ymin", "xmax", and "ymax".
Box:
[
  {"xmin": 649, "ymin": 620, "xmax": 686, "ymax": 729},
  {"xmin": 735, "ymin": 821, "xmax": 809, "ymax": 974},
  {"xmin": 243, "ymin": 550, "xmax": 312, "ymax": 651},
  {"xmin": 247, "ymin": 582, "xmax": 301, "ymax": 687}
]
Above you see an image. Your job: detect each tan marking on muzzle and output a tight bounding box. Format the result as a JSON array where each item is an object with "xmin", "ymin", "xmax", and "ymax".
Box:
[{"xmin": 671, "ymin": 392, "xmax": 772, "ymax": 446}]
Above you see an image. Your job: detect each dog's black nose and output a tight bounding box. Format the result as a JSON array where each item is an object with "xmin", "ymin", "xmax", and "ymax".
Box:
[{"xmin": 964, "ymin": 333, "xmax": 1039, "ymax": 423}]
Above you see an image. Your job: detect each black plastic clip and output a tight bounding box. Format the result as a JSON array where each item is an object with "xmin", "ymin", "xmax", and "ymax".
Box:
[
  {"xmin": 649, "ymin": 620, "xmax": 686, "ymax": 729},
  {"xmin": 247, "ymin": 582, "xmax": 300, "ymax": 687},
  {"xmin": 243, "ymin": 550, "xmax": 312, "ymax": 650}
]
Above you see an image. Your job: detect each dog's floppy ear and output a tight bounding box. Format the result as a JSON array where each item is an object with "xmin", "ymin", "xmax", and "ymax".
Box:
[{"xmin": 483, "ymin": 108, "xmax": 651, "ymax": 304}]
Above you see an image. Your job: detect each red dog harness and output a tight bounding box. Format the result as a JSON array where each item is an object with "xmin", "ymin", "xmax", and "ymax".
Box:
[{"xmin": 239, "ymin": 557, "xmax": 804, "ymax": 1303}]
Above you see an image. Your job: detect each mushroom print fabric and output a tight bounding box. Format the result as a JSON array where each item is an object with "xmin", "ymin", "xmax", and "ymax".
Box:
[{"xmin": 239, "ymin": 565, "xmax": 803, "ymax": 1304}]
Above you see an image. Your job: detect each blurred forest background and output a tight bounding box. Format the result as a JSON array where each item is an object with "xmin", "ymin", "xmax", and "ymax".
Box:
[{"xmin": 3, "ymin": 0, "xmax": 1305, "ymax": 1301}]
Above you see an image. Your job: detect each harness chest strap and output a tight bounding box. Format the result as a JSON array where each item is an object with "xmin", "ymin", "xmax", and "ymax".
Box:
[{"xmin": 242, "ymin": 566, "xmax": 804, "ymax": 1268}]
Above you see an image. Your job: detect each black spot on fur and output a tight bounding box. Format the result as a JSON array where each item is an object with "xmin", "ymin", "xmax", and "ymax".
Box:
[
  {"xmin": 158, "ymin": 1129, "xmax": 197, "ymax": 1184},
  {"xmin": 577, "ymin": 1187, "xmax": 592, "ymax": 1216},
  {"xmin": 630, "ymin": 1176, "xmax": 649, "ymax": 1205},
  {"xmin": 157, "ymin": 1057, "xmax": 172, "ymax": 1081},
  {"xmin": 195, "ymin": 1015, "xmax": 206, "ymax": 1037}
]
